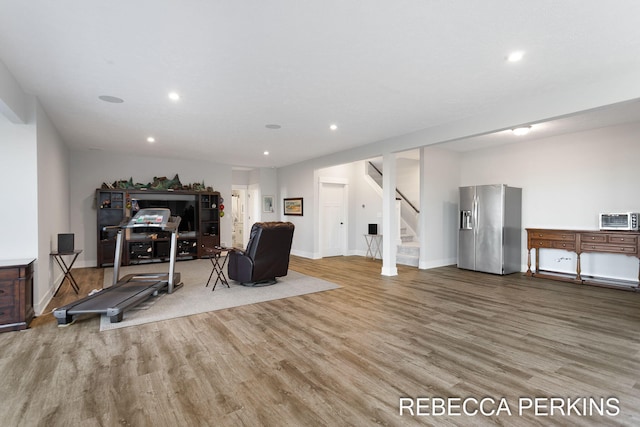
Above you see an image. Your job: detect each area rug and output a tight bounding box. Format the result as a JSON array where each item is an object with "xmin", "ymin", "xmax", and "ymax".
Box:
[{"xmin": 99, "ymin": 259, "xmax": 339, "ymax": 331}]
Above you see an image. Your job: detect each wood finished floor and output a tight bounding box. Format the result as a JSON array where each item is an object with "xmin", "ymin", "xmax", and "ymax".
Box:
[{"xmin": 1, "ymin": 256, "xmax": 639, "ymax": 426}]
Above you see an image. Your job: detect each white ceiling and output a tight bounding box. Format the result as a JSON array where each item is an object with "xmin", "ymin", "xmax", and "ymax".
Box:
[{"xmin": 1, "ymin": 1, "xmax": 640, "ymax": 168}]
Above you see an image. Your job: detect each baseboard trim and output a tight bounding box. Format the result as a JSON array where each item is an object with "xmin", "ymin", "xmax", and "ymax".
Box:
[{"xmin": 418, "ymin": 257, "xmax": 457, "ymax": 270}]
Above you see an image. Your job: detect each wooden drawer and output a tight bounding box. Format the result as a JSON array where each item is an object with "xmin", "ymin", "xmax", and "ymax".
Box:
[
  {"xmin": 0, "ymin": 304, "xmax": 17, "ymax": 324},
  {"xmin": 530, "ymin": 239, "xmax": 576, "ymax": 250},
  {"xmin": 0, "ymin": 268, "xmax": 20, "ymax": 280},
  {"xmin": 530, "ymin": 239, "xmax": 553, "ymax": 248},
  {"xmin": 552, "ymin": 241, "xmax": 575, "ymax": 250},
  {"xmin": 582, "ymin": 234, "xmax": 607, "ymax": 243},
  {"xmin": 0, "ymin": 291, "xmax": 14, "ymax": 307},
  {"xmin": 580, "ymin": 243, "xmax": 637, "ymax": 254},
  {"xmin": 0, "ymin": 282, "xmax": 15, "ymax": 308},
  {"xmin": 530, "ymin": 231, "xmax": 575, "ymax": 241},
  {"xmin": 0, "ymin": 281, "xmax": 16, "ymax": 294},
  {"xmin": 608, "ymin": 235, "xmax": 637, "ymax": 245}
]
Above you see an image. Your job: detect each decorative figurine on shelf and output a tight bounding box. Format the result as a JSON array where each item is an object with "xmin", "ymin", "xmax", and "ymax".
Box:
[
  {"xmin": 150, "ymin": 174, "xmax": 183, "ymax": 190},
  {"xmin": 101, "ymin": 199, "xmax": 111, "ymax": 209},
  {"xmin": 101, "ymin": 173, "xmax": 215, "ymax": 192}
]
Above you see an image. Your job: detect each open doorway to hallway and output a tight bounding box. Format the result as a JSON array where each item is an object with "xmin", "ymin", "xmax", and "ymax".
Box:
[{"xmin": 231, "ymin": 187, "xmax": 247, "ymax": 249}]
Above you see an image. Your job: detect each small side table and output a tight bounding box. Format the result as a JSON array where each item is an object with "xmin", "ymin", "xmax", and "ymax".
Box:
[
  {"xmin": 205, "ymin": 247, "xmax": 234, "ymax": 291},
  {"xmin": 364, "ymin": 234, "xmax": 382, "ymax": 259},
  {"xmin": 50, "ymin": 249, "xmax": 82, "ymax": 296}
]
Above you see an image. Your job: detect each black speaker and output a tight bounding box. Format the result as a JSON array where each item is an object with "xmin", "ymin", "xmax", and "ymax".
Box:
[
  {"xmin": 368, "ymin": 224, "xmax": 378, "ymax": 235},
  {"xmin": 58, "ymin": 233, "xmax": 75, "ymax": 253}
]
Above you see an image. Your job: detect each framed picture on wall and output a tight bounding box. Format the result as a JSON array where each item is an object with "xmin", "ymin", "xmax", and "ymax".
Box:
[
  {"xmin": 262, "ymin": 195, "xmax": 274, "ymax": 213},
  {"xmin": 283, "ymin": 197, "xmax": 303, "ymax": 216}
]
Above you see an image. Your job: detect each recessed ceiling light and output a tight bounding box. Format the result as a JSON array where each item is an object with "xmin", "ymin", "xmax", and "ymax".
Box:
[
  {"xmin": 264, "ymin": 151, "xmax": 270, "ymax": 156},
  {"xmin": 147, "ymin": 136, "xmax": 156, "ymax": 143},
  {"xmin": 98, "ymin": 95, "xmax": 124, "ymax": 103},
  {"xmin": 168, "ymin": 92, "xmax": 180, "ymax": 101},
  {"xmin": 507, "ymin": 51, "xmax": 525, "ymax": 62},
  {"xmin": 512, "ymin": 126, "xmax": 531, "ymax": 136},
  {"xmin": 330, "ymin": 124, "xmax": 338, "ymax": 131},
  {"xmin": 265, "ymin": 124, "xmax": 281, "ymax": 129}
]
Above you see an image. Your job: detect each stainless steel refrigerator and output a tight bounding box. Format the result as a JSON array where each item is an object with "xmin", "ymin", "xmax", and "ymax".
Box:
[{"xmin": 458, "ymin": 184, "xmax": 522, "ymax": 275}]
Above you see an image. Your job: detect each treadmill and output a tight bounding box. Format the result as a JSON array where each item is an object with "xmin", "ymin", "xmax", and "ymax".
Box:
[{"xmin": 54, "ymin": 208, "xmax": 183, "ymax": 325}]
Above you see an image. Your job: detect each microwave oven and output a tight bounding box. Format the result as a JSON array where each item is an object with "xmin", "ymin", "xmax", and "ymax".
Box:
[{"xmin": 599, "ymin": 213, "xmax": 640, "ymax": 231}]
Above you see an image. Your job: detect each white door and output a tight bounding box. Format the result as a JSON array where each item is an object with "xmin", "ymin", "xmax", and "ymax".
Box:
[{"xmin": 321, "ymin": 182, "xmax": 347, "ymax": 257}]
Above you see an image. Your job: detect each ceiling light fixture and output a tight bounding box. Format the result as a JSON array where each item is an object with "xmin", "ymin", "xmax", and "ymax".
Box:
[
  {"xmin": 265, "ymin": 124, "xmax": 281, "ymax": 129},
  {"xmin": 168, "ymin": 92, "xmax": 180, "ymax": 101},
  {"xmin": 98, "ymin": 95, "xmax": 124, "ymax": 103},
  {"xmin": 264, "ymin": 151, "xmax": 270, "ymax": 156},
  {"xmin": 507, "ymin": 51, "xmax": 525, "ymax": 62},
  {"xmin": 512, "ymin": 126, "xmax": 531, "ymax": 136},
  {"xmin": 330, "ymin": 124, "xmax": 338, "ymax": 131},
  {"xmin": 147, "ymin": 136, "xmax": 156, "ymax": 143}
]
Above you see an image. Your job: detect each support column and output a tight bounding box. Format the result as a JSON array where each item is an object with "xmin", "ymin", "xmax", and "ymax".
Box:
[
  {"xmin": 418, "ymin": 147, "xmax": 428, "ymax": 269},
  {"xmin": 381, "ymin": 152, "xmax": 398, "ymax": 276}
]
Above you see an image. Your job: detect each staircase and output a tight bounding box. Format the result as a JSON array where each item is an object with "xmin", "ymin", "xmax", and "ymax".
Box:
[
  {"xmin": 365, "ymin": 161, "xmax": 421, "ymax": 267},
  {"xmin": 397, "ymin": 225, "xmax": 419, "ymax": 266}
]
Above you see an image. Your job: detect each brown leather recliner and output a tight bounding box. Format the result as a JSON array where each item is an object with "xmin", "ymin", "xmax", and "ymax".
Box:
[{"xmin": 228, "ymin": 221, "xmax": 295, "ymax": 285}]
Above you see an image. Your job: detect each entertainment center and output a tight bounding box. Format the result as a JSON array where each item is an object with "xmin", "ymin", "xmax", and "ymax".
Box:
[{"xmin": 96, "ymin": 189, "xmax": 221, "ymax": 267}]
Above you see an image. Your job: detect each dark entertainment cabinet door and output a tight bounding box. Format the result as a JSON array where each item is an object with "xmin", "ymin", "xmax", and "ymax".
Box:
[
  {"xmin": 198, "ymin": 193, "xmax": 221, "ymax": 257},
  {"xmin": 96, "ymin": 189, "xmax": 126, "ymax": 267},
  {"xmin": 0, "ymin": 259, "xmax": 35, "ymax": 332}
]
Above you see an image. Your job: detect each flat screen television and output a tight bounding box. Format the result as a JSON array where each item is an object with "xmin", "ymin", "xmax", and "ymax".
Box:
[{"xmin": 132, "ymin": 194, "xmax": 196, "ymax": 233}]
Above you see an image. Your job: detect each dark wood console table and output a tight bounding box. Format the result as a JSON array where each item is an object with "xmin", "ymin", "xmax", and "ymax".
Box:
[
  {"xmin": 526, "ymin": 228, "xmax": 640, "ymax": 290},
  {"xmin": 0, "ymin": 259, "xmax": 35, "ymax": 332}
]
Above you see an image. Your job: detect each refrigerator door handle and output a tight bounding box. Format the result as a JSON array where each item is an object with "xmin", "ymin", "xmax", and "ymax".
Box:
[{"xmin": 473, "ymin": 196, "xmax": 478, "ymax": 230}]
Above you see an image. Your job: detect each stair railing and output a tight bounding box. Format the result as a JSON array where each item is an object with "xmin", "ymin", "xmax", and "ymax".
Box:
[{"xmin": 367, "ymin": 161, "xmax": 420, "ymax": 214}]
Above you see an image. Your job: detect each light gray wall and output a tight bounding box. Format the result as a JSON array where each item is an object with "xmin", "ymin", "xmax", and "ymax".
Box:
[
  {"xmin": 396, "ymin": 157, "xmax": 420, "ymax": 208},
  {"xmin": 253, "ymin": 168, "xmax": 279, "ymax": 222},
  {"xmin": 0, "ymin": 109, "xmax": 37, "ymax": 259},
  {"xmin": 421, "ymin": 146, "xmax": 460, "ymax": 268},
  {"xmin": 69, "ymin": 149, "xmax": 233, "ymax": 267},
  {"xmin": 349, "ymin": 161, "xmax": 385, "ymax": 254},
  {"xmin": 35, "ymin": 102, "xmax": 70, "ymax": 313},
  {"xmin": 0, "ymin": 60, "xmax": 29, "ymax": 123},
  {"xmin": 278, "ymin": 161, "xmax": 316, "ymax": 257},
  {"xmin": 231, "ymin": 169, "xmax": 250, "ymax": 186}
]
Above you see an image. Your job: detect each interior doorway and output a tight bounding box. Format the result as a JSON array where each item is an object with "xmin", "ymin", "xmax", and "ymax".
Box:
[
  {"xmin": 319, "ymin": 180, "xmax": 348, "ymax": 257},
  {"xmin": 231, "ymin": 187, "xmax": 248, "ymax": 249}
]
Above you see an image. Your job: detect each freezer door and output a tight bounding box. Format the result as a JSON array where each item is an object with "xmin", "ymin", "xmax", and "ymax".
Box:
[
  {"xmin": 475, "ymin": 184, "xmax": 505, "ymax": 274},
  {"xmin": 457, "ymin": 186, "xmax": 476, "ymax": 270}
]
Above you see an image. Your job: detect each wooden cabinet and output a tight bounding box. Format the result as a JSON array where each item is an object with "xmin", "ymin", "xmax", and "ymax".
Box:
[
  {"xmin": 96, "ymin": 190, "xmax": 126, "ymax": 267},
  {"xmin": 527, "ymin": 228, "xmax": 640, "ymax": 290},
  {"xmin": 528, "ymin": 229, "xmax": 576, "ymax": 251},
  {"xmin": 580, "ymin": 233, "xmax": 637, "ymax": 255},
  {"xmin": 96, "ymin": 189, "xmax": 221, "ymax": 266},
  {"xmin": 197, "ymin": 193, "xmax": 220, "ymax": 257},
  {"xmin": 0, "ymin": 259, "xmax": 35, "ymax": 332}
]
